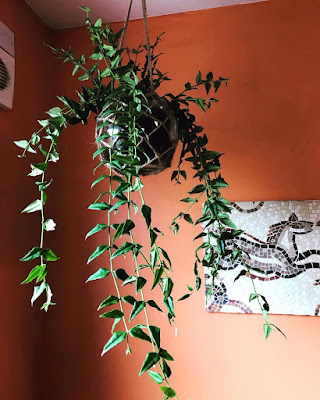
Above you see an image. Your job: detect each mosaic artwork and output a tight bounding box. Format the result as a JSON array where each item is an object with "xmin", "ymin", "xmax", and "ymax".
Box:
[{"xmin": 204, "ymin": 200, "xmax": 320, "ymax": 316}]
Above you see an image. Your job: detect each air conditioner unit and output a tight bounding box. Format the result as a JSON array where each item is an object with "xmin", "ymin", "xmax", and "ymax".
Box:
[{"xmin": 0, "ymin": 21, "xmax": 14, "ymax": 110}]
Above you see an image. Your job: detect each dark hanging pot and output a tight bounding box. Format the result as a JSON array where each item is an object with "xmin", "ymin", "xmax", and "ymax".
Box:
[{"xmin": 95, "ymin": 92, "xmax": 178, "ymax": 176}]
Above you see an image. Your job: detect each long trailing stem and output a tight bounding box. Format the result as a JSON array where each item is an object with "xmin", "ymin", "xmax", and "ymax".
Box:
[
  {"xmin": 126, "ymin": 86, "xmax": 178, "ymax": 397},
  {"xmin": 127, "ymin": 192, "xmax": 177, "ymax": 397},
  {"xmin": 39, "ymin": 140, "xmax": 54, "ymax": 267},
  {"xmin": 107, "ymin": 123, "xmax": 130, "ymax": 341}
]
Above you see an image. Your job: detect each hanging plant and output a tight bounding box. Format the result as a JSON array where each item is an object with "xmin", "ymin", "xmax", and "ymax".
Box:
[{"xmin": 15, "ymin": 1, "xmax": 285, "ymax": 398}]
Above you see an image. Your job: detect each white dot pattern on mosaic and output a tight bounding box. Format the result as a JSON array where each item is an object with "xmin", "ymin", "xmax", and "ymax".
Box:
[{"xmin": 204, "ymin": 200, "xmax": 320, "ymax": 316}]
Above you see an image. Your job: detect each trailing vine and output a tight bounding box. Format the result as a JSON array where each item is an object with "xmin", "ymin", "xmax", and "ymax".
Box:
[{"xmin": 15, "ymin": 7, "xmax": 285, "ymax": 400}]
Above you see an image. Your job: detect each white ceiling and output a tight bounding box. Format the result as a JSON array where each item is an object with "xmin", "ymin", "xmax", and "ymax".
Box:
[{"xmin": 25, "ymin": 0, "xmax": 266, "ymax": 30}]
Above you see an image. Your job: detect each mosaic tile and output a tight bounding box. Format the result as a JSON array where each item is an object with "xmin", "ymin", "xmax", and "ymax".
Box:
[{"xmin": 204, "ymin": 200, "xmax": 320, "ymax": 316}]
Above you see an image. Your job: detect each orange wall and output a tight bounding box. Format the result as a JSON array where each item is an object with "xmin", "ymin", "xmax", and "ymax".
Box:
[
  {"xmin": 0, "ymin": 1, "xmax": 55, "ymax": 399},
  {"xmin": 2, "ymin": 0, "xmax": 320, "ymax": 399}
]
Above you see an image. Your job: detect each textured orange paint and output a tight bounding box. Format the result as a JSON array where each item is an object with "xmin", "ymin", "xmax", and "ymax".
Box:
[{"xmin": 2, "ymin": 0, "xmax": 320, "ymax": 399}]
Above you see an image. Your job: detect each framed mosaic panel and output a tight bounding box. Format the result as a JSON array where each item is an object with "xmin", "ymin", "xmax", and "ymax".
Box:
[{"xmin": 204, "ymin": 200, "xmax": 320, "ymax": 316}]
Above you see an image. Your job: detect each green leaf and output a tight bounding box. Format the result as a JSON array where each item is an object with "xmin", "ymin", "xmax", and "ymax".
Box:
[
  {"xmin": 211, "ymin": 177, "xmax": 229, "ymax": 189},
  {"xmin": 149, "ymin": 229, "xmax": 158, "ymax": 246},
  {"xmin": 141, "ymin": 204, "xmax": 151, "ymax": 228},
  {"xmin": 148, "ymin": 370, "xmax": 163, "ymax": 384},
  {"xmin": 129, "ymin": 301, "xmax": 145, "ymax": 322},
  {"xmin": 196, "ymin": 71, "xmax": 202, "ymax": 84},
  {"xmin": 196, "ymin": 276, "xmax": 201, "ymax": 290},
  {"xmin": 109, "ymin": 200, "xmax": 127, "ymax": 213},
  {"xmin": 270, "ymin": 323, "xmax": 287, "ymax": 339},
  {"xmin": 150, "ymin": 326, "xmax": 160, "ymax": 348},
  {"xmin": 183, "ymin": 213, "xmax": 194, "ymax": 225},
  {"xmin": 91, "ymin": 175, "xmax": 109, "ymax": 188},
  {"xmin": 86, "ymin": 268, "xmax": 110, "ymax": 282},
  {"xmin": 205, "ymin": 81, "xmax": 211, "ymax": 94},
  {"xmin": 163, "ymin": 296, "xmax": 175, "ymax": 317},
  {"xmin": 136, "ymin": 277, "xmax": 147, "ymax": 293},
  {"xmin": 101, "ymin": 68, "xmax": 112, "ymax": 78},
  {"xmin": 139, "ymin": 352, "xmax": 160, "ymax": 376},
  {"xmin": 113, "ymin": 220, "xmax": 135, "ymax": 240},
  {"xmin": 22, "ymin": 199, "xmax": 42, "ymax": 213},
  {"xmin": 260, "ymin": 294, "xmax": 270, "ymax": 312},
  {"xmin": 78, "ymin": 72, "xmax": 89, "ymax": 81},
  {"xmin": 93, "ymin": 147, "xmax": 107, "ymax": 159},
  {"xmin": 31, "ymin": 281, "xmax": 46, "ymax": 306},
  {"xmin": 162, "ymin": 359, "xmax": 172, "ymax": 378},
  {"xmin": 94, "ymin": 18, "xmax": 103, "ymax": 27},
  {"xmin": 111, "ymin": 242, "xmax": 135, "ymax": 259},
  {"xmin": 147, "ymin": 300, "xmax": 163, "ymax": 314},
  {"xmin": 28, "ymin": 163, "xmax": 46, "ymax": 177},
  {"xmin": 221, "ymin": 218, "xmax": 237, "ymax": 230},
  {"xmin": 111, "ymin": 318, "xmax": 122, "ymax": 334},
  {"xmin": 100, "ymin": 309, "xmax": 124, "ymax": 319},
  {"xmin": 130, "ymin": 326, "xmax": 151, "ymax": 343},
  {"xmin": 150, "ymin": 247, "xmax": 159, "ymax": 269},
  {"xmin": 193, "ymin": 232, "xmax": 207, "ymax": 241},
  {"xmin": 163, "ymin": 277, "xmax": 174, "ymax": 298},
  {"xmin": 196, "ymin": 97, "xmax": 206, "ymax": 111},
  {"xmin": 114, "ymin": 268, "xmax": 129, "ymax": 281},
  {"xmin": 173, "ymin": 224, "xmax": 179, "ymax": 235},
  {"xmin": 132, "ymin": 177, "xmax": 143, "ymax": 191},
  {"xmin": 20, "ymin": 247, "xmax": 42, "ymax": 262},
  {"xmin": 160, "ymin": 387, "xmax": 176, "ymax": 398},
  {"xmin": 206, "ymin": 71, "xmax": 213, "ymax": 81},
  {"xmin": 178, "ymin": 293, "xmax": 191, "ymax": 301},
  {"xmin": 180, "ymin": 170, "xmax": 187, "ymax": 180},
  {"xmin": 41, "ymin": 283, "xmax": 54, "ymax": 312},
  {"xmin": 180, "ymin": 197, "xmax": 194, "ymax": 203},
  {"xmin": 152, "ymin": 266, "xmax": 164, "ymax": 290},
  {"xmin": 101, "ymin": 331, "xmax": 127, "ymax": 356},
  {"xmin": 122, "ymin": 275, "xmax": 137, "ymax": 286},
  {"xmin": 21, "ymin": 265, "xmax": 45, "ymax": 284},
  {"xmin": 171, "ymin": 170, "xmax": 178, "ymax": 181},
  {"xmin": 159, "ymin": 248, "xmax": 171, "ymax": 268},
  {"xmin": 90, "ymin": 53, "xmax": 103, "ymax": 61},
  {"xmin": 98, "ymin": 295, "xmax": 119, "ymax": 310},
  {"xmin": 189, "ymin": 184, "xmax": 206, "ymax": 194},
  {"xmin": 234, "ymin": 269, "xmax": 247, "ymax": 282},
  {"xmin": 112, "ymin": 182, "xmax": 131, "ymax": 197},
  {"xmin": 264, "ymin": 323, "xmax": 274, "ymax": 339},
  {"xmin": 85, "ymin": 223, "xmax": 108, "ymax": 240},
  {"xmin": 79, "ymin": 6, "xmax": 90, "ymax": 13},
  {"xmin": 87, "ymin": 245, "xmax": 110, "ymax": 264},
  {"xmin": 159, "ymin": 348, "xmax": 173, "ymax": 361},
  {"xmin": 249, "ymin": 293, "xmax": 259, "ymax": 302},
  {"xmin": 88, "ymin": 202, "xmax": 110, "ymax": 211},
  {"xmin": 123, "ymin": 295, "xmax": 136, "ymax": 305},
  {"xmin": 33, "ymin": 162, "xmax": 47, "ymax": 172},
  {"xmin": 14, "ymin": 140, "xmax": 36, "ymax": 153},
  {"xmin": 42, "ymin": 248, "xmax": 59, "ymax": 261}
]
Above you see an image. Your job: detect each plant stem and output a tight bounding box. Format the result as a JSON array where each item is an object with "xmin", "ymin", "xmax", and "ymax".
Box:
[
  {"xmin": 39, "ymin": 140, "xmax": 54, "ymax": 267},
  {"xmin": 106, "ymin": 129, "xmax": 130, "ymax": 339}
]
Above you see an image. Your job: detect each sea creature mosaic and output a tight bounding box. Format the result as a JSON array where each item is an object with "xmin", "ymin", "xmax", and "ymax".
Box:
[{"xmin": 204, "ymin": 200, "xmax": 320, "ymax": 316}]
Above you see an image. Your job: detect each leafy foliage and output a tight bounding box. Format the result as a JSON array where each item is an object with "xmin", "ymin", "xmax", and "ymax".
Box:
[{"xmin": 15, "ymin": 8, "xmax": 285, "ymax": 400}]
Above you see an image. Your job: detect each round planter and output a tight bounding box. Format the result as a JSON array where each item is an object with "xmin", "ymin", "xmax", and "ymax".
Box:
[{"xmin": 95, "ymin": 92, "xmax": 178, "ymax": 176}]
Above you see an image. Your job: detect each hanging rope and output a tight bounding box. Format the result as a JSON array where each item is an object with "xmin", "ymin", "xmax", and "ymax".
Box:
[
  {"xmin": 119, "ymin": 0, "xmax": 134, "ymax": 49},
  {"xmin": 119, "ymin": 0, "xmax": 154, "ymax": 91},
  {"xmin": 141, "ymin": 0, "xmax": 154, "ymax": 91}
]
